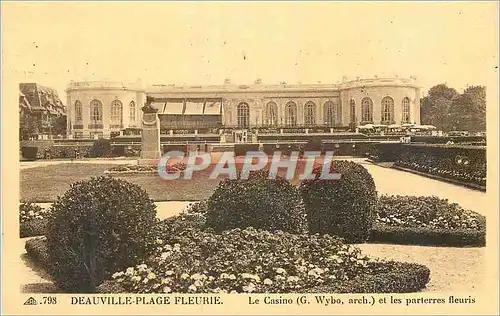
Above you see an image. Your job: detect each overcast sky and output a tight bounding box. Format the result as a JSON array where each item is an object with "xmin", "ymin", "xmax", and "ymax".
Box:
[{"xmin": 3, "ymin": 2, "xmax": 498, "ymax": 100}]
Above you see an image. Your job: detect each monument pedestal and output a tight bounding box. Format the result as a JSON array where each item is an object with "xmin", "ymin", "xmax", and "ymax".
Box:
[{"xmin": 138, "ymin": 105, "xmax": 162, "ymax": 166}]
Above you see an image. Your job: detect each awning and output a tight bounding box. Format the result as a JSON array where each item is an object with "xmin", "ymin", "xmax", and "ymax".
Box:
[
  {"xmin": 163, "ymin": 101, "xmax": 184, "ymax": 114},
  {"xmin": 184, "ymin": 101, "xmax": 204, "ymax": 115},
  {"xmin": 150, "ymin": 102, "xmax": 166, "ymax": 113},
  {"xmin": 203, "ymin": 100, "xmax": 222, "ymax": 115}
]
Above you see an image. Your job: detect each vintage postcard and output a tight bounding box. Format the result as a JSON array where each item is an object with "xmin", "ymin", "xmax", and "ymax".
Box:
[{"xmin": 1, "ymin": 1, "xmax": 499, "ymax": 315}]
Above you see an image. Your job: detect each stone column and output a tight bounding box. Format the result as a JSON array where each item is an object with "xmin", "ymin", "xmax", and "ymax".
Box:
[{"xmin": 138, "ymin": 97, "xmax": 161, "ymax": 166}]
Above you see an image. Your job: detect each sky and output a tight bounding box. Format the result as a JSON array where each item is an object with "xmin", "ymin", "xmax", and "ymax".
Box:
[{"xmin": 2, "ymin": 2, "xmax": 498, "ymax": 101}]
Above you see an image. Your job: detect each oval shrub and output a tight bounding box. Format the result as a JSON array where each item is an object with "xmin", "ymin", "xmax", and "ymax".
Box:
[
  {"xmin": 90, "ymin": 139, "xmax": 112, "ymax": 158},
  {"xmin": 46, "ymin": 176, "xmax": 158, "ymax": 293},
  {"xmin": 206, "ymin": 170, "xmax": 308, "ymax": 234},
  {"xmin": 300, "ymin": 160, "xmax": 377, "ymax": 243}
]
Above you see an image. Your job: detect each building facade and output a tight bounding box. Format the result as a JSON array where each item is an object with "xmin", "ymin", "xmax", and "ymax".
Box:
[
  {"xmin": 65, "ymin": 77, "xmax": 420, "ymax": 139},
  {"xmin": 19, "ymin": 83, "xmax": 66, "ymax": 139}
]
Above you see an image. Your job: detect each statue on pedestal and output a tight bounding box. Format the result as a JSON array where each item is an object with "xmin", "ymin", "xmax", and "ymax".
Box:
[
  {"xmin": 141, "ymin": 96, "xmax": 158, "ymax": 114},
  {"xmin": 138, "ymin": 96, "xmax": 161, "ymax": 165}
]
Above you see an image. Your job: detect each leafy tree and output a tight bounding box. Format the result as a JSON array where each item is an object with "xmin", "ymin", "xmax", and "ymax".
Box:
[
  {"xmin": 52, "ymin": 115, "xmax": 67, "ymax": 136},
  {"xmin": 420, "ymin": 84, "xmax": 486, "ymax": 132}
]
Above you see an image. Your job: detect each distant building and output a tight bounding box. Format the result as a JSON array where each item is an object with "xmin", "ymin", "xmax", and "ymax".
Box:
[
  {"xmin": 19, "ymin": 83, "xmax": 66, "ymax": 139},
  {"xmin": 65, "ymin": 77, "xmax": 421, "ymax": 139}
]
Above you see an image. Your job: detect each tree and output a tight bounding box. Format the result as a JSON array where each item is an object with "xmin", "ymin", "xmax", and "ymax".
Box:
[
  {"xmin": 420, "ymin": 84, "xmax": 486, "ymax": 132},
  {"xmin": 20, "ymin": 113, "xmax": 40, "ymax": 140},
  {"xmin": 52, "ymin": 115, "xmax": 67, "ymax": 136}
]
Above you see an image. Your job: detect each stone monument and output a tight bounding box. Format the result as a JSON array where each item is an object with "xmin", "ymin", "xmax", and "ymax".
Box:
[{"xmin": 138, "ymin": 96, "xmax": 161, "ymax": 166}]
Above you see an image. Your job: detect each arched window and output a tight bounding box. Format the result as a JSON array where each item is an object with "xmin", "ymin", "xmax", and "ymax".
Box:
[
  {"xmin": 402, "ymin": 97, "xmax": 411, "ymax": 123},
  {"xmin": 285, "ymin": 101, "xmax": 298, "ymax": 126},
  {"xmin": 381, "ymin": 96, "xmax": 394, "ymax": 123},
  {"xmin": 90, "ymin": 99, "xmax": 103, "ymax": 122},
  {"xmin": 361, "ymin": 97, "xmax": 373, "ymax": 123},
  {"xmin": 74, "ymin": 101, "xmax": 82, "ymax": 121},
  {"xmin": 265, "ymin": 102, "xmax": 278, "ymax": 126},
  {"xmin": 129, "ymin": 101, "xmax": 136, "ymax": 124},
  {"xmin": 237, "ymin": 102, "xmax": 250, "ymax": 128},
  {"xmin": 304, "ymin": 101, "xmax": 316, "ymax": 126},
  {"xmin": 323, "ymin": 101, "xmax": 341, "ymax": 126},
  {"xmin": 110, "ymin": 100, "xmax": 123, "ymax": 126},
  {"xmin": 349, "ymin": 99, "xmax": 356, "ymax": 123},
  {"xmin": 381, "ymin": 97, "xmax": 394, "ymax": 124}
]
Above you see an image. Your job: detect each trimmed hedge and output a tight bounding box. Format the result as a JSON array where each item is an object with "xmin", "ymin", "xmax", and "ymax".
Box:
[
  {"xmin": 370, "ymin": 223, "xmax": 485, "ymax": 247},
  {"xmin": 46, "ymin": 176, "xmax": 158, "ymax": 293},
  {"xmin": 25, "ymin": 237, "xmax": 51, "ymax": 270},
  {"xmin": 207, "ymin": 170, "xmax": 308, "ymax": 234},
  {"xmin": 300, "ymin": 160, "xmax": 377, "ymax": 243},
  {"xmin": 372, "ymin": 195, "xmax": 486, "ymax": 247},
  {"xmin": 20, "ymin": 203, "xmax": 50, "ymax": 238},
  {"xmin": 20, "ymin": 219, "xmax": 47, "ymax": 238},
  {"xmin": 21, "ymin": 146, "xmax": 38, "ymax": 160},
  {"xmin": 304, "ymin": 261, "xmax": 430, "ymax": 293}
]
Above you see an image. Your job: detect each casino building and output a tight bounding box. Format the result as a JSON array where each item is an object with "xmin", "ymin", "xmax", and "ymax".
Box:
[{"xmin": 65, "ymin": 77, "xmax": 421, "ymax": 140}]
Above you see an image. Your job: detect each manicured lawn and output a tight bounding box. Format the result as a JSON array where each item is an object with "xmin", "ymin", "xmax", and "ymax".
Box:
[{"xmin": 21, "ymin": 161, "xmax": 318, "ymax": 202}]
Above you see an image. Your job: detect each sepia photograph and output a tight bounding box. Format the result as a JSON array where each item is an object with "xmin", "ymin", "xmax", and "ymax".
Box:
[{"xmin": 2, "ymin": 1, "xmax": 499, "ymax": 315}]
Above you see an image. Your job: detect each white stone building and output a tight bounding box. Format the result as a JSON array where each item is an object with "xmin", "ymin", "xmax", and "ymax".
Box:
[{"xmin": 66, "ymin": 77, "xmax": 420, "ymax": 139}]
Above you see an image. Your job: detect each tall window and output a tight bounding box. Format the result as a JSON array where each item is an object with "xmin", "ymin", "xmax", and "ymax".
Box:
[
  {"xmin": 90, "ymin": 99, "xmax": 103, "ymax": 122},
  {"xmin": 237, "ymin": 102, "xmax": 250, "ymax": 128},
  {"xmin": 265, "ymin": 102, "xmax": 278, "ymax": 126},
  {"xmin": 129, "ymin": 101, "xmax": 136, "ymax": 124},
  {"xmin": 402, "ymin": 97, "xmax": 410, "ymax": 123},
  {"xmin": 381, "ymin": 96, "xmax": 394, "ymax": 123},
  {"xmin": 361, "ymin": 97, "xmax": 373, "ymax": 123},
  {"xmin": 285, "ymin": 101, "xmax": 297, "ymax": 126},
  {"xmin": 74, "ymin": 101, "xmax": 82, "ymax": 121},
  {"xmin": 324, "ymin": 101, "xmax": 341, "ymax": 126},
  {"xmin": 304, "ymin": 101, "xmax": 316, "ymax": 126},
  {"xmin": 349, "ymin": 99, "xmax": 356, "ymax": 123},
  {"xmin": 110, "ymin": 100, "xmax": 123, "ymax": 126}
]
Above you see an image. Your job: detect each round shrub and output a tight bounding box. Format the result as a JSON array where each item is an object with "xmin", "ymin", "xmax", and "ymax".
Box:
[
  {"xmin": 90, "ymin": 139, "xmax": 112, "ymax": 158},
  {"xmin": 300, "ymin": 160, "xmax": 377, "ymax": 243},
  {"xmin": 46, "ymin": 176, "xmax": 158, "ymax": 293},
  {"xmin": 206, "ymin": 170, "xmax": 308, "ymax": 234}
]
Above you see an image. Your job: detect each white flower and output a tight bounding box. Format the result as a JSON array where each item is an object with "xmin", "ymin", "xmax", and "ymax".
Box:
[
  {"xmin": 164, "ymin": 245, "xmax": 173, "ymax": 251},
  {"xmin": 165, "ymin": 270, "xmax": 175, "ymax": 276},
  {"xmin": 142, "ymin": 278, "xmax": 149, "ymax": 284},
  {"xmin": 147, "ymin": 272, "xmax": 156, "ymax": 280},
  {"xmin": 160, "ymin": 252, "xmax": 170, "ymax": 260},
  {"xmin": 28, "ymin": 211, "xmax": 35, "ymax": 216},
  {"xmin": 181, "ymin": 273, "xmax": 190, "ymax": 279},
  {"xmin": 194, "ymin": 280, "xmax": 203, "ymax": 287},
  {"xmin": 263, "ymin": 278, "xmax": 273, "ymax": 285},
  {"xmin": 125, "ymin": 267, "xmax": 134, "ymax": 276},
  {"xmin": 163, "ymin": 286, "xmax": 172, "ymax": 293},
  {"xmin": 112, "ymin": 271, "xmax": 124, "ymax": 279},
  {"xmin": 276, "ymin": 268, "xmax": 287, "ymax": 274},
  {"xmin": 242, "ymin": 283, "xmax": 256, "ymax": 293},
  {"xmin": 156, "ymin": 238, "xmax": 164, "ymax": 245},
  {"xmin": 173, "ymin": 244, "xmax": 181, "ymax": 252},
  {"xmin": 287, "ymin": 276, "xmax": 300, "ymax": 283},
  {"xmin": 131, "ymin": 276, "xmax": 141, "ymax": 282},
  {"xmin": 188, "ymin": 284, "xmax": 197, "ymax": 292},
  {"xmin": 191, "ymin": 273, "xmax": 203, "ymax": 280},
  {"xmin": 137, "ymin": 264, "xmax": 148, "ymax": 272}
]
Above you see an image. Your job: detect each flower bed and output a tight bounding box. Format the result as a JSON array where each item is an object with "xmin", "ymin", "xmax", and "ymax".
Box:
[
  {"xmin": 92, "ymin": 206, "xmax": 430, "ymax": 294},
  {"xmin": 20, "ymin": 203, "xmax": 51, "ymax": 238},
  {"xmin": 394, "ymin": 161, "xmax": 486, "ymax": 188},
  {"xmin": 106, "ymin": 163, "xmax": 187, "ymax": 175},
  {"xmin": 371, "ymin": 195, "xmax": 486, "ymax": 246}
]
